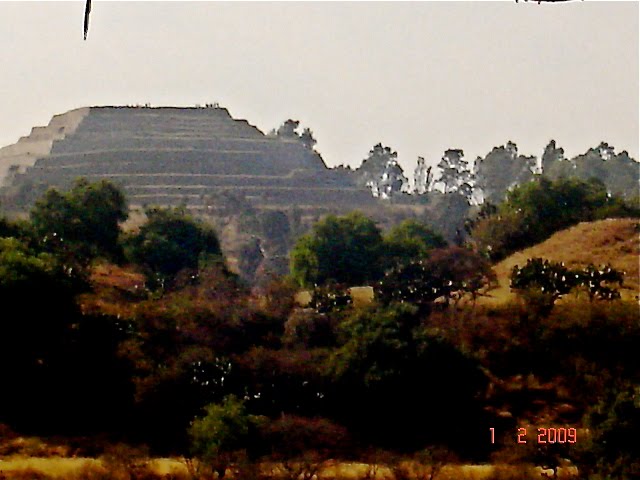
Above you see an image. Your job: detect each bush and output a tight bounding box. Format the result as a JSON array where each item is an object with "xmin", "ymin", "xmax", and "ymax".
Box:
[
  {"xmin": 283, "ymin": 309, "xmax": 336, "ymax": 349},
  {"xmin": 30, "ymin": 178, "xmax": 128, "ymax": 266},
  {"xmin": 256, "ymin": 416, "xmax": 351, "ymax": 480},
  {"xmin": 290, "ymin": 212, "xmax": 385, "ymax": 288},
  {"xmin": 328, "ymin": 303, "xmax": 490, "ymax": 456},
  {"xmin": 0, "ymin": 238, "xmax": 86, "ymax": 431},
  {"xmin": 377, "ymin": 247, "xmax": 495, "ymax": 312},
  {"xmin": 188, "ymin": 395, "xmax": 264, "ymax": 477},
  {"xmin": 125, "ymin": 207, "xmax": 224, "ymax": 290},
  {"xmin": 572, "ymin": 384, "xmax": 640, "ymax": 479},
  {"xmin": 470, "ymin": 177, "xmax": 637, "ymax": 260},
  {"xmin": 383, "ymin": 219, "xmax": 447, "ymax": 268},
  {"xmin": 257, "ymin": 415, "xmax": 351, "ymax": 459},
  {"xmin": 511, "ymin": 258, "xmax": 625, "ymax": 319}
]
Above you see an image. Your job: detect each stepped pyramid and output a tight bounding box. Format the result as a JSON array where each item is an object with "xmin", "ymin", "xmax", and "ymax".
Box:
[{"xmin": 0, "ymin": 106, "xmax": 375, "ymax": 212}]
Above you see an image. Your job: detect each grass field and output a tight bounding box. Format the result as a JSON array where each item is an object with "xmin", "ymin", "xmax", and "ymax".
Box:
[
  {"xmin": 294, "ymin": 218, "xmax": 639, "ymax": 309},
  {"xmin": 0, "ymin": 455, "xmax": 580, "ymax": 479},
  {"xmin": 481, "ymin": 218, "xmax": 639, "ymax": 305}
]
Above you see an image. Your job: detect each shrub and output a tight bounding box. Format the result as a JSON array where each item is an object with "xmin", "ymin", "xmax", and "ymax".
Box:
[
  {"xmin": 30, "ymin": 178, "xmax": 128, "ymax": 266},
  {"xmin": 290, "ymin": 212, "xmax": 385, "ymax": 288},
  {"xmin": 377, "ymin": 247, "xmax": 496, "ymax": 312},
  {"xmin": 470, "ymin": 177, "xmax": 637, "ymax": 260},
  {"xmin": 328, "ymin": 303, "xmax": 490, "ymax": 455},
  {"xmin": 383, "ymin": 219, "xmax": 447, "ymax": 268},
  {"xmin": 283, "ymin": 309, "xmax": 336, "ymax": 349},
  {"xmin": 125, "ymin": 207, "xmax": 224, "ymax": 290},
  {"xmin": 188, "ymin": 396, "xmax": 264, "ymax": 478}
]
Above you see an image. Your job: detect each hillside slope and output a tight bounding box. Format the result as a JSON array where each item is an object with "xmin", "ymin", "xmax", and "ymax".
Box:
[{"xmin": 485, "ymin": 218, "xmax": 639, "ymax": 303}]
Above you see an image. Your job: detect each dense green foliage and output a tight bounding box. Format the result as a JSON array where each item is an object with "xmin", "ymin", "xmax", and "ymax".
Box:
[
  {"xmin": 0, "ymin": 237, "xmax": 126, "ymax": 433},
  {"xmin": 577, "ymin": 384, "xmax": 640, "ymax": 479},
  {"xmin": 470, "ymin": 177, "xmax": 639, "ymax": 260},
  {"xmin": 189, "ymin": 396, "xmax": 261, "ymax": 460},
  {"xmin": 383, "ymin": 219, "xmax": 447, "ymax": 267},
  {"xmin": 125, "ymin": 206, "xmax": 224, "ymax": 289},
  {"xmin": 290, "ymin": 214, "xmax": 449, "ymax": 288},
  {"xmin": 0, "ymin": 239, "xmax": 79, "ymax": 389},
  {"xmin": 290, "ymin": 212, "xmax": 385, "ymax": 287},
  {"xmin": 377, "ymin": 246, "xmax": 495, "ymax": 311},
  {"xmin": 327, "ymin": 303, "xmax": 490, "ymax": 454},
  {"xmin": 544, "ymin": 142, "xmax": 640, "ymax": 200},
  {"xmin": 0, "ymin": 179, "xmax": 637, "ymax": 476},
  {"xmin": 510, "ymin": 258, "xmax": 624, "ymax": 317},
  {"xmin": 30, "ymin": 178, "xmax": 128, "ymax": 265}
]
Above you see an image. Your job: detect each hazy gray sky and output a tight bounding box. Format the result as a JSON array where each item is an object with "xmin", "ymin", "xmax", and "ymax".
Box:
[{"xmin": 1, "ymin": 1, "xmax": 637, "ymax": 174}]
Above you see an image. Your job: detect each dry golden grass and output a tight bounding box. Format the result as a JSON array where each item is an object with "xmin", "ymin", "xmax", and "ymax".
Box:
[
  {"xmin": 349, "ymin": 286, "xmax": 375, "ymax": 307},
  {"xmin": 0, "ymin": 456, "xmax": 580, "ymax": 480},
  {"xmin": 294, "ymin": 290, "xmax": 313, "ymax": 307},
  {"xmin": 295, "ymin": 287, "xmax": 375, "ymax": 308},
  {"xmin": 0, "ymin": 457, "xmax": 101, "ymax": 477},
  {"xmin": 482, "ymin": 218, "xmax": 639, "ymax": 305}
]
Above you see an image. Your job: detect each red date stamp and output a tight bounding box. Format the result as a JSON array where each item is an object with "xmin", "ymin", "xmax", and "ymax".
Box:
[{"xmin": 490, "ymin": 427, "xmax": 577, "ymax": 444}]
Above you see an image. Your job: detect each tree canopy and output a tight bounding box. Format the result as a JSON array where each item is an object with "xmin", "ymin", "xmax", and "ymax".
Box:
[
  {"xmin": 377, "ymin": 246, "xmax": 495, "ymax": 311},
  {"xmin": 354, "ymin": 143, "xmax": 408, "ymax": 198},
  {"xmin": 0, "ymin": 237, "xmax": 85, "ymax": 430},
  {"xmin": 125, "ymin": 206, "xmax": 224, "ymax": 289},
  {"xmin": 470, "ymin": 177, "xmax": 639, "ymax": 260},
  {"xmin": 383, "ymin": 219, "xmax": 447, "ymax": 268},
  {"xmin": 328, "ymin": 303, "xmax": 489, "ymax": 450},
  {"xmin": 289, "ymin": 212, "xmax": 385, "ymax": 288},
  {"xmin": 30, "ymin": 178, "xmax": 128, "ymax": 265}
]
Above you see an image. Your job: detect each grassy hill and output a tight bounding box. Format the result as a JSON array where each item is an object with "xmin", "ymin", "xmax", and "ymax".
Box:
[{"xmin": 483, "ymin": 218, "xmax": 639, "ymax": 304}]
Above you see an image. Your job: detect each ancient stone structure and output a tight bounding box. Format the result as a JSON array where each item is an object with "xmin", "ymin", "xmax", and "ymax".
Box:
[
  {"xmin": 0, "ymin": 106, "xmax": 377, "ymax": 214},
  {"xmin": 0, "ymin": 106, "xmax": 393, "ymax": 283}
]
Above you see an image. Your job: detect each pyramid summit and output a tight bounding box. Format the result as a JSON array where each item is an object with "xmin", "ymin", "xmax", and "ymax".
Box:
[{"xmin": 0, "ymin": 105, "xmax": 376, "ymax": 212}]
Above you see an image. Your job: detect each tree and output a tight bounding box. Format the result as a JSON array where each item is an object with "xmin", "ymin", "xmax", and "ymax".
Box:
[
  {"xmin": 413, "ymin": 156, "xmax": 434, "ymax": 195},
  {"xmin": 273, "ymin": 119, "xmax": 317, "ymax": 150},
  {"xmin": 474, "ymin": 142, "xmax": 537, "ymax": 204},
  {"xmin": 540, "ymin": 139, "xmax": 565, "ymax": 172},
  {"xmin": 544, "ymin": 142, "xmax": 640, "ymax": 200},
  {"xmin": 510, "ymin": 258, "xmax": 575, "ymax": 318},
  {"xmin": 276, "ymin": 119, "xmax": 300, "ymax": 138},
  {"xmin": 426, "ymin": 247, "xmax": 497, "ymax": 303},
  {"xmin": 355, "ymin": 144, "xmax": 408, "ymax": 198},
  {"xmin": 235, "ymin": 347, "xmax": 331, "ymax": 418},
  {"xmin": 189, "ymin": 395, "xmax": 264, "ymax": 478},
  {"xmin": 573, "ymin": 384, "xmax": 640, "ymax": 479},
  {"xmin": 30, "ymin": 178, "xmax": 128, "ymax": 265},
  {"xmin": 0, "ymin": 216, "xmax": 32, "ymax": 241},
  {"xmin": 125, "ymin": 206, "xmax": 224, "ymax": 290},
  {"xmin": 121, "ymin": 265, "xmax": 257, "ymax": 451},
  {"xmin": 0, "ymin": 237, "xmax": 84, "ymax": 430},
  {"xmin": 377, "ymin": 246, "xmax": 495, "ymax": 311},
  {"xmin": 511, "ymin": 259, "xmax": 625, "ymax": 318},
  {"xmin": 469, "ymin": 177, "xmax": 636, "ymax": 261},
  {"xmin": 256, "ymin": 415, "xmax": 351, "ymax": 479},
  {"xmin": 435, "ymin": 149, "xmax": 472, "ymax": 196},
  {"xmin": 289, "ymin": 212, "xmax": 385, "ymax": 288},
  {"xmin": 576, "ymin": 264, "xmax": 624, "ymax": 302},
  {"xmin": 328, "ymin": 303, "xmax": 489, "ymax": 453},
  {"xmin": 383, "ymin": 219, "xmax": 447, "ymax": 268},
  {"xmin": 300, "ymin": 128, "xmax": 317, "ymax": 150}
]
